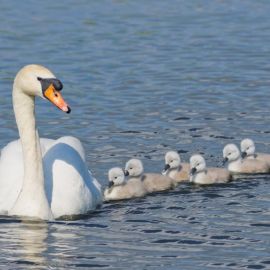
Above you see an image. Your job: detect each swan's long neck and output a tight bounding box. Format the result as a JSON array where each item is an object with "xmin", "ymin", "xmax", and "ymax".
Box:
[{"xmin": 9, "ymin": 85, "xmax": 53, "ymax": 220}]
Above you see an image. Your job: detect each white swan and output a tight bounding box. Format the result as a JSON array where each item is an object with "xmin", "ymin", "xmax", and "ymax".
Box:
[{"xmin": 0, "ymin": 64, "xmax": 102, "ymax": 220}]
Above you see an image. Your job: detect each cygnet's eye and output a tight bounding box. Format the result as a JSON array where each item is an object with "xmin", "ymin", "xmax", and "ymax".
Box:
[
  {"xmin": 170, "ymin": 160, "xmax": 173, "ymax": 163},
  {"xmin": 247, "ymin": 147, "xmax": 250, "ymax": 150},
  {"xmin": 114, "ymin": 176, "xmax": 117, "ymax": 179},
  {"xmin": 129, "ymin": 167, "xmax": 133, "ymax": 170},
  {"xmin": 196, "ymin": 163, "xmax": 200, "ymax": 167},
  {"xmin": 228, "ymin": 152, "xmax": 231, "ymax": 156}
]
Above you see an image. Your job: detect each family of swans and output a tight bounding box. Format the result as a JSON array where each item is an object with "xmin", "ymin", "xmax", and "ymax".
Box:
[{"xmin": 0, "ymin": 64, "xmax": 269, "ymax": 221}]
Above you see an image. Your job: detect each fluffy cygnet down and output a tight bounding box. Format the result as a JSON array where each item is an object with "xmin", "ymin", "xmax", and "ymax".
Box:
[
  {"xmin": 190, "ymin": 154, "xmax": 231, "ymax": 185},
  {"xmin": 104, "ymin": 167, "xmax": 146, "ymax": 201},
  {"xmin": 125, "ymin": 159, "xmax": 174, "ymax": 193},
  {"xmin": 162, "ymin": 151, "xmax": 190, "ymax": 183},
  {"xmin": 241, "ymin": 138, "xmax": 270, "ymax": 168},
  {"xmin": 223, "ymin": 143, "xmax": 269, "ymax": 174}
]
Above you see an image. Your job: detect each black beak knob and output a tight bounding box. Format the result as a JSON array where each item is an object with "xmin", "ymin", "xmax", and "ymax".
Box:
[
  {"xmin": 190, "ymin": 167, "xmax": 197, "ymax": 176},
  {"xmin": 222, "ymin": 157, "xmax": 229, "ymax": 165},
  {"xmin": 124, "ymin": 170, "xmax": 129, "ymax": 176},
  {"xmin": 108, "ymin": 181, "xmax": 114, "ymax": 188},
  {"xmin": 241, "ymin": 152, "xmax": 247, "ymax": 159},
  {"xmin": 163, "ymin": 164, "xmax": 170, "ymax": 172}
]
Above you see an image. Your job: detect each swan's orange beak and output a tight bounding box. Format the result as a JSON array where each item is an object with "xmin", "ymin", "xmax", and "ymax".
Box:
[{"xmin": 44, "ymin": 84, "xmax": 71, "ymax": 113}]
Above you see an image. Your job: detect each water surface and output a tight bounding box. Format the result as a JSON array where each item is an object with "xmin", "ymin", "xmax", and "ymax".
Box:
[{"xmin": 0, "ymin": 0, "xmax": 270, "ymax": 269}]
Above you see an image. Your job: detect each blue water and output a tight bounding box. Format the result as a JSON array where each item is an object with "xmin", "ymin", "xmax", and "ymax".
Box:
[{"xmin": 0, "ymin": 0, "xmax": 270, "ymax": 269}]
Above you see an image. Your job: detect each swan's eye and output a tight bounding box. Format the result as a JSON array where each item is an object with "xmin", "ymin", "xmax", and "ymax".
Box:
[{"xmin": 54, "ymin": 91, "xmax": 58, "ymax": 97}]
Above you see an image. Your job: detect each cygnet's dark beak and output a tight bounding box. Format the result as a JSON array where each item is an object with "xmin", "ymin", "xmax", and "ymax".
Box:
[
  {"xmin": 190, "ymin": 167, "xmax": 197, "ymax": 176},
  {"xmin": 163, "ymin": 164, "xmax": 170, "ymax": 172},
  {"xmin": 124, "ymin": 170, "xmax": 129, "ymax": 176},
  {"xmin": 108, "ymin": 181, "xmax": 114, "ymax": 188},
  {"xmin": 222, "ymin": 157, "xmax": 229, "ymax": 165},
  {"xmin": 241, "ymin": 152, "xmax": 247, "ymax": 159}
]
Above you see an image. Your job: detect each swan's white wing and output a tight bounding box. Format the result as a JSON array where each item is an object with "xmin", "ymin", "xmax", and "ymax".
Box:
[{"xmin": 43, "ymin": 136, "xmax": 102, "ymax": 218}]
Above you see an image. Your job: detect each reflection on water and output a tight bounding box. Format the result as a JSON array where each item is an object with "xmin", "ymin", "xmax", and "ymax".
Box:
[
  {"xmin": 0, "ymin": 0, "xmax": 270, "ymax": 269},
  {"xmin": 15, "ymin": 221, "xmax": 48, "ymax": 267}
]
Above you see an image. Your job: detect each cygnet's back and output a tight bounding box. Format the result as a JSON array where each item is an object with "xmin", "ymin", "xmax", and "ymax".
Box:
[
  {"xmin": 190, "ymin": 155, "xmax": 231, "ymax": 185},
  {"xmin": 125, "ymin": 158, "xmax": 174, "ymax": 194},
  {"xmin": 163, "ymin": 151, "xmax": 190, "ymax": 183},
  {"xmin": 142, "ymin": 173, "xmax": 174, "ymax": 193}
]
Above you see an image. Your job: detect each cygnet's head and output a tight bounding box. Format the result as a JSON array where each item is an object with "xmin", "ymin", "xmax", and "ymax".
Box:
[
  {"xmin": 108, "ymin": 167, "xmax": 125, "ymax": 187},
  {"xmin": 163, "ymin": 151, "xmax": 181, "ymax": 172},
  {"xmin": 124, "ymin": 159, "xmax": 144, "ymax": 177},
  {"xmin": 189, "ymin": 154, "xmax": 207, "ymax": 175},
  {"xmin": 14, "ymin": 64, "xmax": 70, "ymax": 113},
  {"xmin": 240, "ymin": 138, "xmax": 255, "ymax": 158},
  {"xmin": 223, "ymin": 144, "xmax": 241, "ymax": 163}
]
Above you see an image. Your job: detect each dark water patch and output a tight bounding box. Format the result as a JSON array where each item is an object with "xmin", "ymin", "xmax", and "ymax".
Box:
[
  {"xmin": 174, "ymin": 117, "xmax": 190, "ymax": 121},
  {"xmin": 209, "ymin": 242, "xmax": 226, "ymax": 246},
  {"xmin": 161, "ymin": 255, "xmax": 177, "ymax": 258},
  {"xmin": 226, "ymin": 202, "xmax": 241, "ymax": 206},
  {"xmin": 165, "ymin": 230, "xmax": 180, "ymax": 235},
  {"xmin": 202, "ymin": 193, "xmax": 224, "ymax": 199},
  {"xmin": 245, "ymin": 265, "xmax": 265, "ymax": 269},
  {"xmin": 152, "ymin": 239, "xmax": 179, "ymax": 244},
  {"xmin": 125, "ymin": 219, "xmax": 159, "ymax": 224},
  {"xmin": 189, "ymin": 128, "xmax": 204, "ymax": 132},
  {"xmin": 15, "ymin": 260, "xmax": 38, "ymax": 266},
  {"xmin": 119, "ymin": 131, "xmax": 141, "ymax": 134},
  {"xmin": 261, "ymin": 261, "xmax": 270, "ymax": 265},
  {"xmin": 72, "ymin": 263, "xmax": 109, "ymax": 268},
  {"xmin": 142, "ymin": 229, "xmax": 162, "ymax": 234},
  {"xmin": 209, "ymin": 135, "xmax": 235, "ymax": 139},
  {"xmin": 210, "ymin": 235, "xmax": 230, "ymax": 240},
  {"xmin": 167, "ymin": 206, "xmax": 185, "ymax": 210},
  {"xmin": 178, "ymin": 240, "xmax": 204, "ymax": 245},
  {"xmin": 126, "ymin": 210, "xmax": 144, "ymax": 214},
  {"xmin": 66, "ymin": 222, "xmax": 108, "ymax": 229},
  {"xmin": 250, "ymin": 223, "xmax": 270, "ymax": 228},
  {"xmin": 177, "ymin": 149, "xmax": 188, "ymax": 154}
]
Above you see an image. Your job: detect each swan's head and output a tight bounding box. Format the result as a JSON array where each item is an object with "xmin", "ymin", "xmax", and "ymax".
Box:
[
  {"xmin": 240, "ymin": 138, "xmax": 255, "ymax": 158},
  {"xmin": 189, "ymin": 154, "xmax": 206, "ymax": 176},
  {"xmin": 14, "ymin": 64, "xmax": 70, "ymax": 113},
  {"xmin": 108, "ymin": 167, "xmax": 125, "ymax": 187},
  {"xmin": 163, "ymin": 151, "xmax": 181, "ymax": 173},
  {"xmin": 124, "ymin": 159, "xmax": 144, "ymax": 177},
  {"xmin": 223, "ymin": 144, "xmax": 241, "ymax": 163}
]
